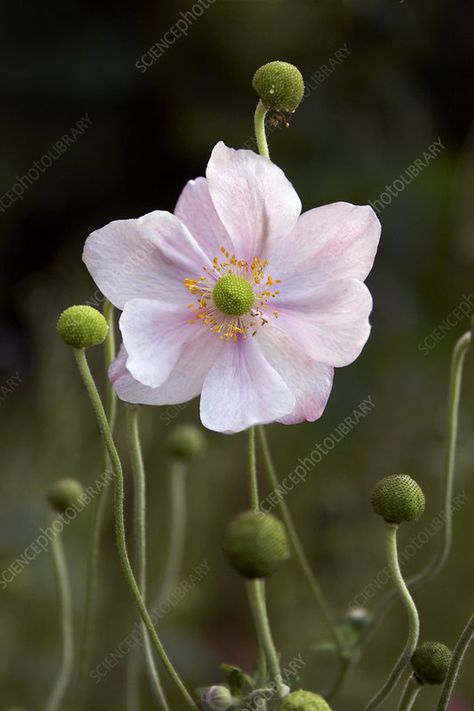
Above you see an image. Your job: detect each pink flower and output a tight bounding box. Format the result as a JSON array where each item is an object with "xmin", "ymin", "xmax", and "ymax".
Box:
[{"xmin": 83, "ymin": 143, "xmax": 380, "ymax": 434}]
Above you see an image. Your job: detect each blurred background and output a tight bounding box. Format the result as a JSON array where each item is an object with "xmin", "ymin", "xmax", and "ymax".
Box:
[{"xmin": 1, "ymin": 0, "xmax": 473, "ymax": 708}]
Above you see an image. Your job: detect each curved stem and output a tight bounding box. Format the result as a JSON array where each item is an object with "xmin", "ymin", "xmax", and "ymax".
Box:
[
  {"xmin": 257, "ymin": 427, "xmax": 345, "ymax": 656},
  {"xmin": 358, "ymin": 331, "xmax": 471, "ymax": 651},
  {"xmin": 46, "ymin": 523, "xmax": 74, "ymax": 711},
  {"xmin": 75, "ymin": 299, "xmax": 116, "ymax": 706},
  {"xmin": 364, "ymin": 525, "xmax": 420, "ymax": 711},
  {"xmin": 397, "ymin": 675, "xmax": 422, "ymax": 711},
  {"xmin": 126, "ymin": 404, "xmax": 169, "ymax": 710},
  {"xmin": 254, "ymin": 100, "xmax": 269, "ymax": 158},
  {"xmin": 155, "ymin": 460, "xmax": 187, "ymax": 606},
  {"xmin": 437, "ymin": 613, "xmax": 474, "ymax": 711},
  {"xmin": 73, "ymin": 348, "xmax": 197, "ymax": 710},
  {"xmin": 410, "ymin": 331, "xmax": 471, "ymax": 584}
]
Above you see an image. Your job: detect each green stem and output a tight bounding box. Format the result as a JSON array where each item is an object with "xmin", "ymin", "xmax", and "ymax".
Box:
[
  {"xmin": 254, "ymin": 100, "xmax": 269, "ymax": 158},
  {"xmin": 46, "ymin": 522, "xmax": 74, "ymax": 711},
  {"xmin": 257, "ymin": 427, "xmax": 345, "ymax": 656},
  {"xmin": 73, "ymin": 347, "xmax": 197, "ymax": 710},
  {"xmin": 155, "ymin": 460, "xmax": 187, "ymax": 606},
  {"xmin": 410, "ymin": 331, "xmax": 471, "ymax": 584},
  {"xmin": 248, "ymin": 427, "xmax": 259, "ymax": 511},
  {"xmin": 126, "ymin": 404, "xmax": 170, "ymax": 711},
  {"xmin": 246, "ymin": 580, "xmax": 284, "ymax": 696},
  {"xmin": 397, "ymin": 675, "xmax": 422, "ymax": 711},
  {"xmin": 437, "ymin": 613, "xmax": 474, "ymax": 711},
  {"xmin": 246, "ymin": 427, "xmax": 283, "ymax": 697},
  {"xmin": 75, "ymin": 299, "xmax": 116, "ymax": 706},
  {"xmin": 360, "ymin": 331, "xmax": 471, "ymax": 650},
  {"xmin": 364, "ymin": 525, "xmax": 420, "ymax": 711}
]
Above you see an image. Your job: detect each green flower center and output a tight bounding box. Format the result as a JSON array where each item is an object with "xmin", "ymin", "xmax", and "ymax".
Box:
[{"xmin": 212, "ymin": 274, "xmax": 255, "ymax": 317}]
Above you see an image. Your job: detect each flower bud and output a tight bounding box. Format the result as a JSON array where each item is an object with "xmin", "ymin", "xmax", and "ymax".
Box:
[
  {"xmin": 223, "ymin": 510, "xmax": 290, "ymax": 579},
  {"xmin": 201, "ymin": 685, "xmax": 233, "ymax": 711},
  {"xmin": 280, "ymin": 689, "xmax": 333, "ymax": 711},
  {"xmin": 47, "ymin": 478, "xmax": 84, "ymax": 513},
  {"xmin": 411, "ymin": 641, "xmax": 452, "ymax": 685},
  {"xmin": 253, "ymin": 61, "xmax": 305, "ymax": 112},
  {"xmin": 344, "ymin": 606, "xmax": 374, "ymax": 631},
  {"xmin": 372, "ymin": 474, "xmax": 425, "ymax": 525},
  {"xmin": 168, "ymin": 424, "xmax": 206, "ymax": 461},
  {"xmin": 57, "ymin": 305, "xmax": 108, "ymax": 349}
]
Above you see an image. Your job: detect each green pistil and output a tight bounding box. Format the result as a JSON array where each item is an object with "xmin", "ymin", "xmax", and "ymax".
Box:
[{"xmin": 212, "ymin": 274, "xmax": 255, "ymax": 317}]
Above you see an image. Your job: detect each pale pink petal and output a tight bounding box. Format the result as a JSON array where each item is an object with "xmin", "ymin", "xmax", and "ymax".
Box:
[
  {"xmin": 174, "ymin": 177, "xmax": 233, "ymax": 257},
  {"xmin": 206, "ymin": 142, "xmax": 301, "ymax": 262},
  {"xmin": 110, "ymin": 332, "xmax": 223, "ymax": 405},
  {"xmin": 256, "ymin": 325, "xmax": 334, "ymax": 425},
  {"xmin": 274, "ymin": 278, "xmax": 373, "ymax": 367},
  {"xmin": 200, "ymin": 338, "xmax": 295, "ymax": 433},
  {"xmin": 83, "ymin": 211, "xmax": 210, "ymax": 309},
  {"xmin": 119, "ymin": 298, "xmax": 201, "ymax": 388},
  {"xmin": 270, "ymin": 202, "xmax": 381, "ymax": 281}
]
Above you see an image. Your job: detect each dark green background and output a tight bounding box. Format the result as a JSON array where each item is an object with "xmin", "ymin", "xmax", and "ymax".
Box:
[{"xmin": 1, "ymin": 0, "xmax": 473, "ymax": 709}]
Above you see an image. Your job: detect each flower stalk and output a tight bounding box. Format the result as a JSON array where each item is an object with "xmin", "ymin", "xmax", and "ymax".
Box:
[
  {"xmin": 397, "ymin": 675, "xmax": 422, "ymax": 711},
  {"xmin": 45, "ymin": 520, "xmax": 74, "ymax": 711},
  {"xmin": 364, "ymin": 524, "xmax": 420, "ymax": 711},
  {"xmin": 76, "ymin": 299, "xmax": 116, "ymax": 707},
  {"xmin": 73, "ymin": 347, "xmax": 197, "ymax": 710},
  {"xmin": 126, "ymin": 404, "xmax": 170, "ymax": 710},
  {"xmin": 437, "ymin": 613, "xmax": 474, "ymax": 711}
]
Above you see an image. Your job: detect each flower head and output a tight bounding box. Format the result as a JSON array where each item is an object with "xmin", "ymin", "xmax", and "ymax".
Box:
[{"xmin": 83, "ymin": 143, "xmax": 380, "ymax": 433}]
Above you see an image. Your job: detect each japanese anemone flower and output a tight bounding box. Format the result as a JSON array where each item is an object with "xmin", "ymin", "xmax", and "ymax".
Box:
[{"xmin": 83, "ymin": 142, "xmax": 381, "ymax": 434}]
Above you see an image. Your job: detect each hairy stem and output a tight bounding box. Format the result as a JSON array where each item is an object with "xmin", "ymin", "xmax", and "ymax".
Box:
[
  {"xmin": 73, "ymin": 347, "xmax": 197, "ymax": 710},
  {"xmin": 437, "ymin": 613, "xmax": 474, "ymax": 711},
  {"xmin": 397, "ymin": 675, "xmax": 422, "ymax": 711},
  {"xmin": 257, "ymin": 427, "xmax": 345, "ymax": 659},
  {"xmin": 364, "ymin": 525, "xmax": 420, "ymax": 711},
  {"xmin": 76, "ymin": 299, "xmax": 116, "ymax": 706},
  {"xmin": 46, "ymin": 524, "xmax": 74, "ymax": 711},
  {"xmin": 360, "ymin": 331, "xmax": 471, "ymax": 651},
  {"xmin": 126, "ymin": 405, "xmax": 170, "ymax": 710},
  {"xmin": 254, "ymin": 100, "xmax": 269, "ymax": 158}
]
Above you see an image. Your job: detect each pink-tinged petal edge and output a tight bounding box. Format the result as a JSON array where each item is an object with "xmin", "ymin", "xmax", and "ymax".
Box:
[
  {"xmin": 200, "ymin": 336, "xmax": 296, "ymax": 434},
  {"xmin": 270, "ymin": 202, "xmax": 381, "ymax": 282},
  {"xmin": 256, "ymin": 324, "xmax": 334, "ymax": 425},
  {"xmin": 174, "ymin": 176, "xmax": 233, "ymax": 258},
  {"xmin": 206, "ymin": 142, "xmax": 301, "ymax": 262},
  {"xmin": 83, "ymin": 210, "xmax": 210, "ymax": 310},
  {"xmin": 274, "ymin": 278, "xmax": 373, "ymax": 368}
]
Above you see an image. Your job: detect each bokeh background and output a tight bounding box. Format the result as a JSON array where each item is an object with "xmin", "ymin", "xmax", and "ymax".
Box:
[{"xmin": 1, "ymin": 0, "xmax": 474, "ymax": 709}]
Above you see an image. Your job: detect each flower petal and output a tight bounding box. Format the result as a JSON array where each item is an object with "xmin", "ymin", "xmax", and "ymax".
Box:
[
  {"xmin": 174, "ymin": 176, "xmax": 233, "ymax": 257},
  {"xmin": 110, "ymin": 333, "xmax": 223, "ymax": 406},
  {"xmin": 83, "ymin": 210, "xmax": 210, "ymax": 309},
  {"xmin": 200, "ymin": 338, "xmax": 295, "ymax": 433},
  {"xmin": 256, "ymin": 325, "xmax": 334, "ymax": 425},
  {"xmin": 275, "ymin": 278, "xmax": 373, "ymax": 367},
  {"xmin": 270, "ymin": 202, "xmax": 381, "ymax": 281},
  {"xmin": 119, "ymin": 298, "xmax": 199, "ymax": 388},
  {"xmin": 206, "ymin": 142, "xmax": 301, "ymax": 262}
]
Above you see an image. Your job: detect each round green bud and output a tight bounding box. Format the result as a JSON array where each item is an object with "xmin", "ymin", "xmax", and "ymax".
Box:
[
  {"xmin": 57, "ymin": 305, "xmax": 108, "ymax": 349},
  {"xmin": 168, "ymin": 424, "xmax": 206, "ymax": 461},
  {"xmin": 47, "ymin": 478, "xmax": 84, "ymax": 513},
  {"xmin": 223, "ymin": 510, "xmax": 290, "ymax": 579},
  {"xmin": 372, "ymin": 474, "xmax": 425, "ymax": 525},
  {"xmin": 253, "ymin": 61, "xmax": 305, "ymax": 112},
  {"xmin": 213, "ymin": 274, "xmax": 255, "ymax": 317},
  {"xmin": 411, "ymin": 641, "xmax": 452, "ymax": 685},
  {"xmin": 201, "ymin": 685, "xmax": 233, "ymax": 711},
  {"xmin": 280, "ymin": 690, "xmax": 333, "ymax": 711}
]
